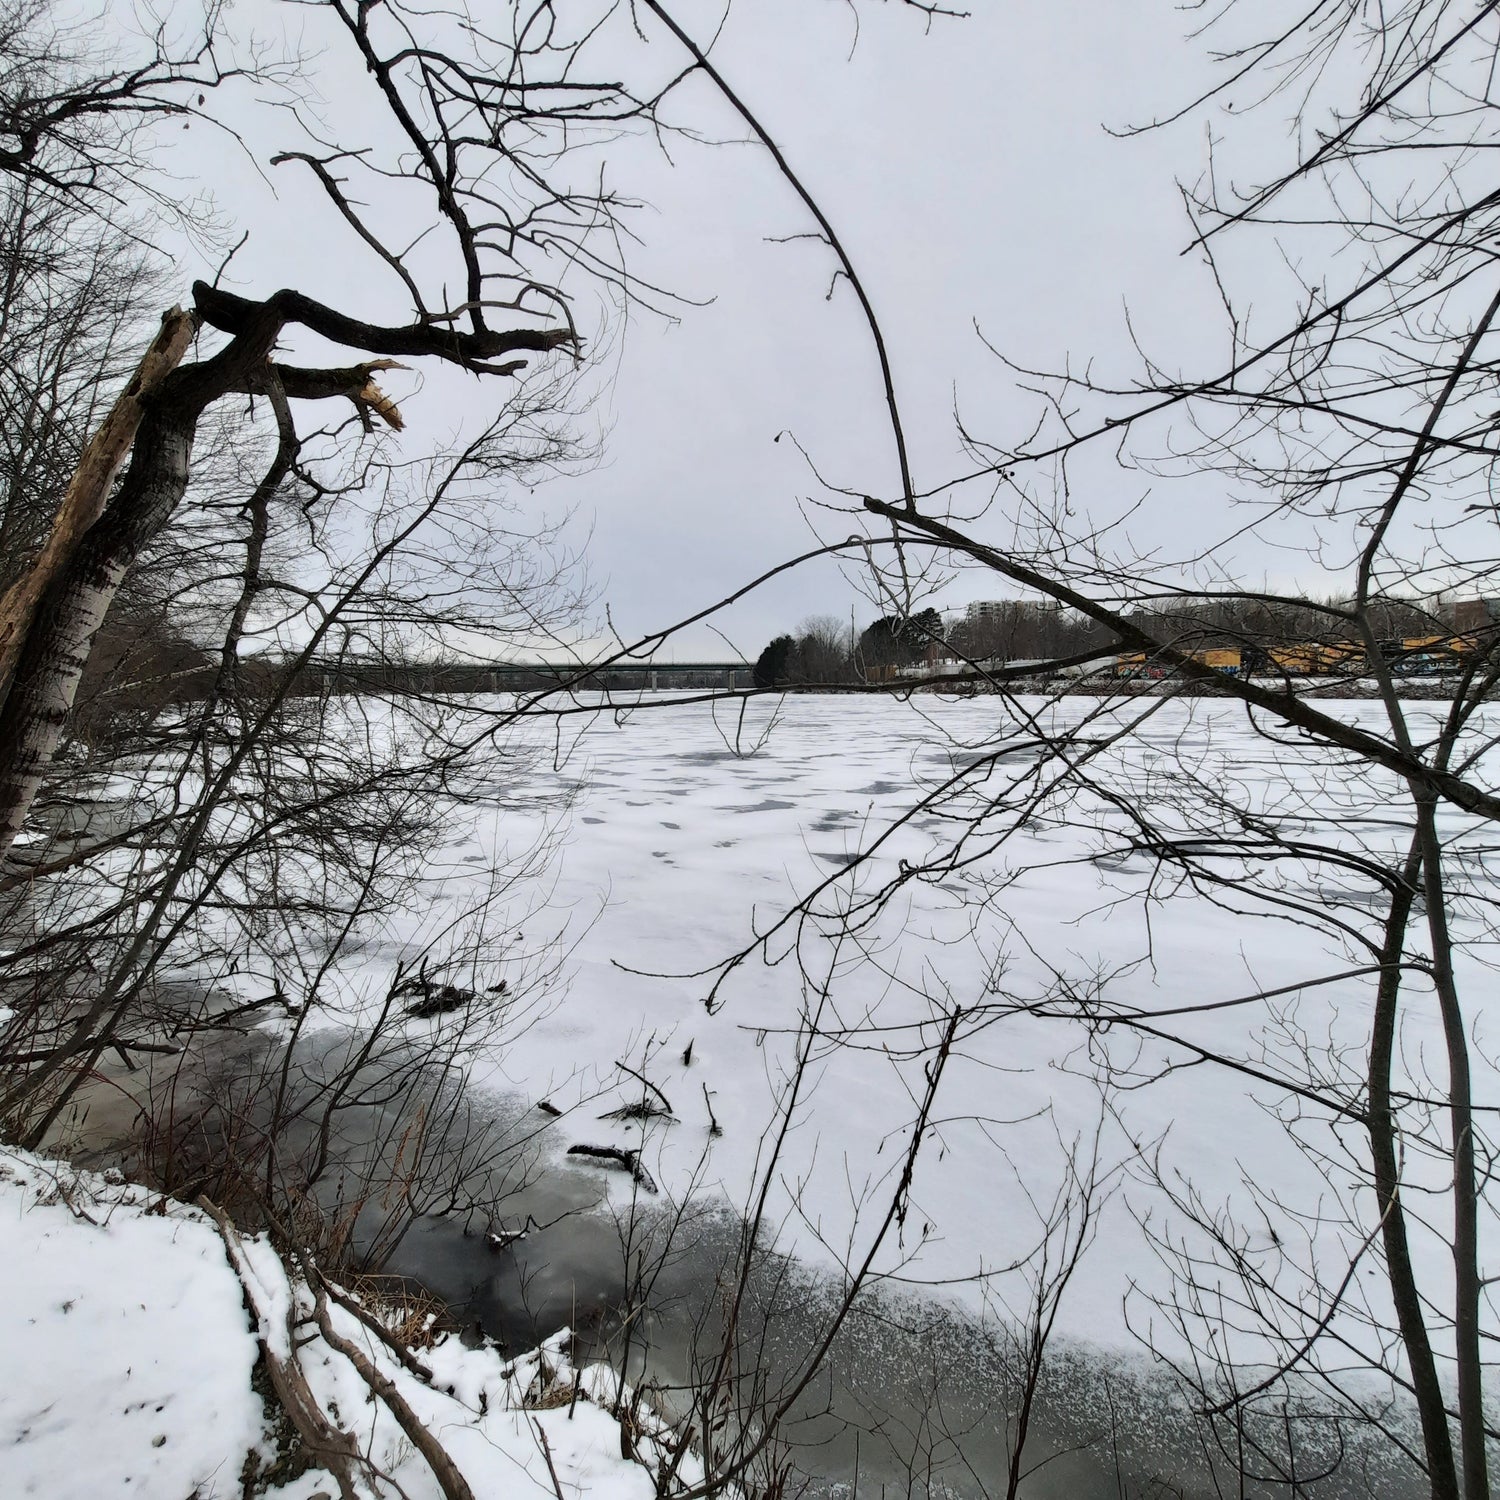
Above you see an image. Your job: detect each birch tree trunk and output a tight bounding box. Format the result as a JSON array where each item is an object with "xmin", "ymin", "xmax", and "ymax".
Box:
[
  {"xmin": 0, "ymin": 307, "xmax": 195, "ymax": 705},
  {"xmin": 0, "ymin": 365, "xmax": 199, "ymax": 862},
  {"xmin": 0, "ymin": 295, "xmax": 300, "ymax": 864}
]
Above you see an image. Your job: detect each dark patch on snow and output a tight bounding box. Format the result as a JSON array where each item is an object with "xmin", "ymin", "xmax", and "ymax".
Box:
[
  {"xmin": 599, "ymin": 1100, "xmax": 676, "ymax": 1124},
  {"xmin": 811, "ymin": 811, "xmax": 855, "ymax": 832},
  {"xmin": 395, "ymin": 976, "xmax": 475, "ymax": 1019},
  {"xmin": 673, "ymin": 750, "xmax": 759, "ymax": 765}
]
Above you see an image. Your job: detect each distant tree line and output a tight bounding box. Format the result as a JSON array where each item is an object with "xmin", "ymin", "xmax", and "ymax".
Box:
[
  {"xmin": 753, "ymin": 594, "xmax": 1480, "ymax": 689},
  {"xmin": 752, "ymin": 609, "xmax": 946, "ymax": 688}
]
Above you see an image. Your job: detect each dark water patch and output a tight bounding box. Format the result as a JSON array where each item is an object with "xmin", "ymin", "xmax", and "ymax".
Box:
[
  {"xmin": 382, "ymin": 1189, "xmax": 623, "ymax": 1354},
  {"xmin": 812, "ymin": 850, "xmax": 861, "ymax": 868},
  {"xmin": 115, "ymin": 1024, "xmax": 564, "ymax": 1285},
  {"xmin": 722, "ymin": 799, "xmax": 797, "ymax": 814},
  {"xmin": 810, "ymin": 810, "xmax": 856, "ymax": 832},
  {"xmin": 394, "ymin": 1193, "xmax": 1422, "ymax": 1500},
  {"xmin": 108, "ymin": 1024, "xmax": 1425, "ymax": 1500}
]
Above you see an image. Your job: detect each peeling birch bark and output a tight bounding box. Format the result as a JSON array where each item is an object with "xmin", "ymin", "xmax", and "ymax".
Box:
[
  {"xmin": 0, "ymin": 402, "xmax": 197, "ymax": 862},
  {"xmin": 0, "ymin": 307, "xmax": 196, "ymax": 707}
]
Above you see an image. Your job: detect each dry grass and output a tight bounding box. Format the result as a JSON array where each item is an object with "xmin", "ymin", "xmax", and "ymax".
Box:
[{"xmin": 341, "ymin": 1271, "xmax": 454, "ymax": 1349}]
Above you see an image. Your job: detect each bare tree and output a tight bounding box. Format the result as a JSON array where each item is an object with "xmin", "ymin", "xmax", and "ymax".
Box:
[
  {"xmin": 622, "ymin": 1, "xmax": 1500, "ymax": 1496},
  {"xmin": 0, "ymin": 0, "xmax": 674, "ymax": 1138},
  {"xmin": 0, "ymin": 0, "xmax": 263, "ymax": 221},
  {"xmin": 25, "ymin": 3, "xmax": 1500, "ymax": 1496}
]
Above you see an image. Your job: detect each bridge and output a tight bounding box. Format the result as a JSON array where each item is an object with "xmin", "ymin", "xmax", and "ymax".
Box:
[
  {"xmin": 480, "ymin": 660, "xmax": 755, "ymax": 692},
  {"xmin": 286, "ymin": 659, "xmax": 758, "ymax": 695}
]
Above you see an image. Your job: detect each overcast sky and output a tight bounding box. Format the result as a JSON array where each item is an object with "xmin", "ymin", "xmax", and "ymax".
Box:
[{"xmin": 142, "ymin": 0, "xmax": 1316, "ymax": 660}]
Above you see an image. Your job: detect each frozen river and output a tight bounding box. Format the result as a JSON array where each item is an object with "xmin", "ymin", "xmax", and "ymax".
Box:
[
  {"xmin": 203, "ymin": 688, "xmax": 1494, "ymax": 1495},
  {"xmin": 437, "ymin": 694, "xmax": 1495, "ymax": 1310}
]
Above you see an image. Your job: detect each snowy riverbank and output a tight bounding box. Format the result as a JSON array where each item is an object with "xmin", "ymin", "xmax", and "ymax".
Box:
[{"xmin": 0, "ymin": 1147, "xmax": 693, "ymax": 1500}]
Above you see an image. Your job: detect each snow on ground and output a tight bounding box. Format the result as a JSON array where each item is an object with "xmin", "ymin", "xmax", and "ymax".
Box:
[
  {"xmin": 0, "ymin": 1153, "xmax": 263, "ymax": 1498},
  {"xmin": 0, "ymin": 1147, "xmax": 688, "ymax": 1500}
]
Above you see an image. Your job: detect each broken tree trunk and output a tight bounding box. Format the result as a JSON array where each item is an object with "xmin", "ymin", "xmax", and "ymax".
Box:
[
  {"xmin": 0, "ymin": 293, "xmax": 297, "ymax": 867},
  {"xmin": 0, "ymin": 307, "xmax": 196, "ymax": 710},
  {"xmin": 0, "ymin": 307, "xmax": 197, "ymax": 865},
  {"xmin": 0, "ymin": 371, "xmax": 202, "ymax": 863}
]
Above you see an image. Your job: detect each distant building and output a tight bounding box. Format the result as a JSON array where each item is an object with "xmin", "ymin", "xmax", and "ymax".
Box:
[
  {"xmin": 965, "ymin": 598, "xmax": 1059, "ymax": 623},
  {"xmin": 1449, "ymin": 598, "xmax": 1500, "ymax": 632}
]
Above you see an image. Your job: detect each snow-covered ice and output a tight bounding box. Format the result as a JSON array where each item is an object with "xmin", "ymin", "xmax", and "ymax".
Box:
[
  {"xmin": 6, "ymin": 687, "xmax": 1482, "ymax": 1497},
  {"xmin": 40, "ymin": 687, "xmax": 1497, "ymax": 1368},
  {"xmin": 419, "ymin": 690, "xmax": 1500, "ymax": 1360}
]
